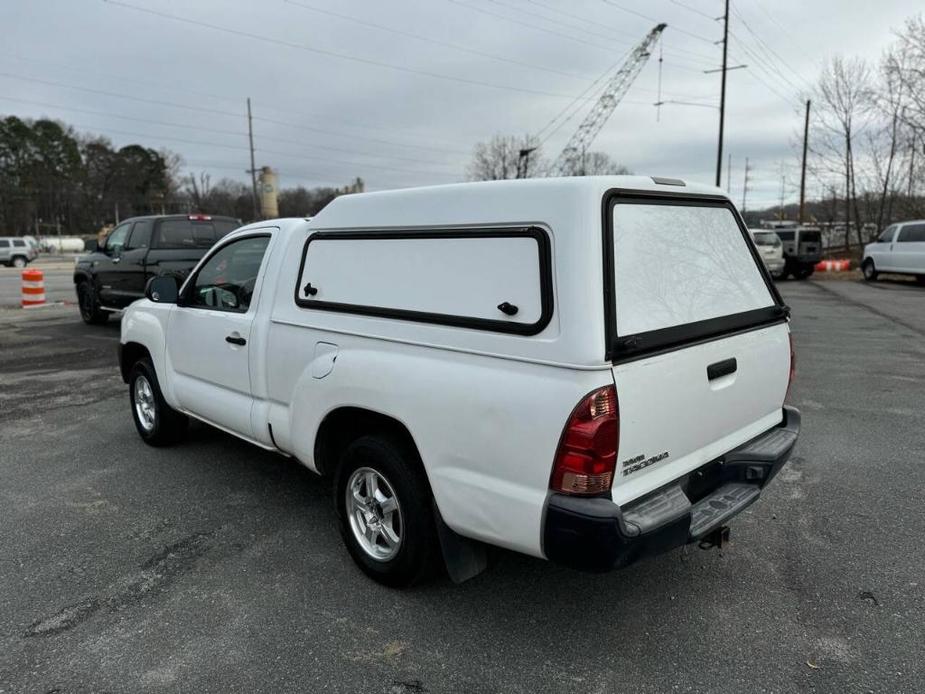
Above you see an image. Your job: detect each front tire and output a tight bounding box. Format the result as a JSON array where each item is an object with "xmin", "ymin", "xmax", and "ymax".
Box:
[
  {"xmin": 862, "ymin": 260, "xmax": 878, "ymax": 282},
  {"xmin": 77, "ymin": 281, "xmax": 110, "ymax": 325},
  {"xmin": 12, "ymin": 256, "xmax": 27, "ymax": 268},
  {"xmin": 335, "ymin": 435, "xmax": 439, "ymax": 587},
  {"xmin": 128, "ymin": 358, "xmax": 188, "ymax": 446}
]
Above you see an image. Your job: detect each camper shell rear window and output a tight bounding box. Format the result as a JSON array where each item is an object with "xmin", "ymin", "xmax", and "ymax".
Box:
[
  {"xmin": 603, "ymin": 191, "xmax": 786, "ymax": 362},
  {"xmin": 294, "ymin": 227, "xmax": 553, "ymax": 335}
]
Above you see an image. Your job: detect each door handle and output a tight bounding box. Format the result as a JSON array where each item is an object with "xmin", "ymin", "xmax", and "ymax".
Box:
[
  {"xmin": 112, "ymin": 257, "xmax": 121, "ymax": 264},
  {"xmin": 225, "ymin": 335, "xmax": 246, "ymax": 346},
  {"xmin": 707, "ymin": 358, "xmax": 737, "ymax": 380}
]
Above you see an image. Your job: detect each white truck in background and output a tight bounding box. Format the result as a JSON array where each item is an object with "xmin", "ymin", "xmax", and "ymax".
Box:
[{"xmin": 119, "ymin": 176, "xmax": 800, "ymax": 587}]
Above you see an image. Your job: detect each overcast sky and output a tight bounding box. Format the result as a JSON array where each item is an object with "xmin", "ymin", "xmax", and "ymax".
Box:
[{"xmin": 1, "ymin": 0, "xmax": 920, "ymax": 208}]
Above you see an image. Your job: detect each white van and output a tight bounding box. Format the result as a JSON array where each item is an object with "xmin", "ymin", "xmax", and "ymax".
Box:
[
  {"xmin": 119, "ymin": 176, "xmax": 800, "ymax": 586},
  {"xmin": 862, "ymin": 220, "xmax": 925, "ymax": 284}
]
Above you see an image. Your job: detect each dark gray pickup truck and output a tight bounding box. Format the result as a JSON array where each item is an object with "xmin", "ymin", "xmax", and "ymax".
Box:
[{"xmin": 74, "ymin": 214, "xmax": 239, "ymax": 324}]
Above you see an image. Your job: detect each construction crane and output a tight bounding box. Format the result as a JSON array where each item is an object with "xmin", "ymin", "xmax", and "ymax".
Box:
[{"xmin": 547, "ymin": 23, "xmax": 667, "ymax": 177}]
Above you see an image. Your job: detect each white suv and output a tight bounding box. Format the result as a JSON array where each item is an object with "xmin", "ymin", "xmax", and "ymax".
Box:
[
  {"xmin": 119, "ymin": 176, "xmax": 800, "ymax": 587},
  {"xmin": 862, "ymin": 221, "xmax": 925, "ymax": 284},
  {"xmin": 750, "ymin": 230, "xmax": 785, "ymax": 278}
]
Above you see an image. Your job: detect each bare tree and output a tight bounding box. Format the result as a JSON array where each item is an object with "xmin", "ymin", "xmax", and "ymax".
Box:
[
  {"xmin": 466, "ymin": 134, "xmax": 543, "ymax": 181},
  {"xmin": 814, "ymin": 56, "xmax": 872, "ymax": 256},
  {"xmin": 185, "ymin": 172, "xmax": 212, "ymax": 212},
  {"xmin": 866, "ymin": 44, "xmax": 907, "ymax": 234},
  {"xmin": 570, "ymin": 151, "xmax": 631, "ymax": 176},
  {"xmin": 891, "ymin": 15, "xmax": 925, "ymax": 131}
]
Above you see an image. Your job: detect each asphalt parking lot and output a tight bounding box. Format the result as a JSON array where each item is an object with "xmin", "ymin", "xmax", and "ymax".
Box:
[{"xmin": 1, "ymin": 279, "xmax": 923, "ymax": 693}]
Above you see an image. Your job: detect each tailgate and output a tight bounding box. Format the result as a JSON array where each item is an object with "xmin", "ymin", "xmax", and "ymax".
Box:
[
  {"xmin": 604, "ymin": 193, "xmax": 790, "ymax": 506},
  {"xmin": 611, "ymin": 323, "xmax": 789, "ymax": 505}
]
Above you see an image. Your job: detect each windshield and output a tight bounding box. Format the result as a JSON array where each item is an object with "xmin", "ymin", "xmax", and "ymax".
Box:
[
  {"xmin": 753, "ymin": 232, "xmax": 781, "ymax": 247},
  {"xmin": 611, "ymin": 201, "xmax": 776, "ymax": 337}
]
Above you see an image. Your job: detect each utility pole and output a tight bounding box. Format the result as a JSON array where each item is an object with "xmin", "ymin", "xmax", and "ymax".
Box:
[
  {"xmin": 517, "ymin": 147, "xmax": 537, "ymax": 179},
  {"xmin": 246, "ymin": 98, "xmax": 259, "ymax": 220},
  {"xmin": 715, "ymin": 0, "xmax": 730, "ymax": 187},
  {"xmin": 798, "ymin": 99, "xmax": 811, "ymax": 224},
  {"xmin": 778, "ymin": 162, "xmax": 785, "ymax": 221},
  {"xmin": 704, "ymin": 0, "xmax": 745, "ymax": 187},
  {"xmin": 741, "ymin": 157, "xmax": 750, "ymax": 214},
  {"xmin": 910, "ymin": 129, "xmax": 917, "ymax": 198}
]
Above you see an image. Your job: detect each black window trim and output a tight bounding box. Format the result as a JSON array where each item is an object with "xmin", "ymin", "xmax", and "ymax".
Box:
[
  {"xmin": 293, "ymin": 227, "xmax": 554, "ymax": 336},
  {"xmin": 601, "ymin": 188, "xmax": 789, "ymax": 364},
  {"xmin": 178, "ymin": 232, "xmax": 272, "ymax": 314}
]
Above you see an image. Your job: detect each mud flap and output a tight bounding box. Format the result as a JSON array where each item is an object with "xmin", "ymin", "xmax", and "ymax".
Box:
[{"xmin": 433, "ymin": 503, "xmax": 488, "ymax": 584}]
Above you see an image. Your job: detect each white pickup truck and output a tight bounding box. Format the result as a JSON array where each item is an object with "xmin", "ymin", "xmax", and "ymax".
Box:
[{"xmin": 119, "ymin": 176, "xmax": 800, "ymax": 587}]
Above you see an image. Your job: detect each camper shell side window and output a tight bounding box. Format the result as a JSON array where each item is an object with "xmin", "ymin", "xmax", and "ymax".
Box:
[{"xmin": 293, "ymin": 227, "xmax": 553, "ymax": 336}]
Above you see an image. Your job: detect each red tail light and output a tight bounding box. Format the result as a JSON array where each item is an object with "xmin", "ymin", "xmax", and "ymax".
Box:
[
  {"xmin": 188, "ymin": 214, "xmax": 212, "ymax": 221},
  {"xmin": 550, "ymin": 385, "xmax": 619, "ymax": 495},
  {"xmin": 787, "ymin": 332, "xmax": 796, "ymax": 399}
]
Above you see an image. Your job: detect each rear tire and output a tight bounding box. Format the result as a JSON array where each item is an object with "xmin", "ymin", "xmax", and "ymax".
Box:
[
  {"xmin": 335, "ymin": 435, "xmax": 439, "ymax": 587},
  {"xmin": 128, "ymin": 358, "xmax": 188, "ymax": 446},
  {"xmin": 77, "ymin": 281, "xmax": 110, "ymax": 325},
  {"xmin": 771, "ymin": 266, "xmax": 789, "ymax": 281},
  {"xmin": 11, "ymin": 256, "xmax": 27, "ymax": 268},
  {"xmin": 793, "ymin": 264, "xmax": 815, "ymax": 280},
  {"xmin": 862, "ymin": 260, "xmax": 878, "ymax": 282},
  {"xmin": 915, "ymin": 275, "xmax": 925, "ymax": 287}
]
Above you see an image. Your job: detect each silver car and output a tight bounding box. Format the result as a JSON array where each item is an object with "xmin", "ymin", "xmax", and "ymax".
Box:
[{"xmin": 0, "ymin": 237, "xmax": 38, "ymax": 268}]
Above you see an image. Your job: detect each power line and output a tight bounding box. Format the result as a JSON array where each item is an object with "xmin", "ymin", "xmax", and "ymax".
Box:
[
  {"xmin": 749, "ymin": 1, "xmax": 817, "ymax": 65},
  {"xmin": 0, "ymin": 97, "xmax": 463, "ymax": 169},
  {"xmin": 729, "ymin": 6, "xmax": 812, "ymax": 92},
  {"xmin": 0, "ymin": 72, "xmax": 471, "ymax": 156},
  {"xmin": 62, "ymin": 122, "xmax": 460, "ymax": 178},
  {"xmin": 0, "ymin": 50, "xmax": 474, "ymax": 147},
  {"xmin": 283, "ymin": 0, "xmax": 590, "ymax": 81},
  {"xmin": 727, "ymin": 41, "xmax": 802, "ymax": 108},
  {"xmin": 492, "ymin": 0, "xmax": 639, "ymax": 42},
  {"xmin": 669, "ymin": 0, "xmax": 717, "ymax": 22},
  {"xmin": 600, "ymin": 0, "xmax": 717, "ymax": 44},
  {"xmin": 102, "ymin": 0, "xmax": 599, "ymax": 101},
  {"xmin": 442, "ymin": 0, "xmax": 630, "ymax": 53}
]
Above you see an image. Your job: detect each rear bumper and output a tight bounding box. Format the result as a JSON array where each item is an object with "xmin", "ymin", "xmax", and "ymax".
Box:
[
  {"xmin": 543, "ymin": 406, "xmax": 801, "ymax": 572},
  {"xmin": 764, "ymin": 258, "xmax": 785, "ymax": 273}
]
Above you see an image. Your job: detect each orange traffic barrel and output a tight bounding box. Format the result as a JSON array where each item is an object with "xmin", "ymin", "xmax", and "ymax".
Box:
[
  {"xmin": 814, "ymin": 259, "xmax": 850, "ymax": 272},
  {"xmin": 21, "ymin": 268, "xmax": 46, "ymax": 307}
]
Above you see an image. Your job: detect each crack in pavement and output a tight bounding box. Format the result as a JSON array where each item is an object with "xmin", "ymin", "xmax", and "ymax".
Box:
[{"xmin": 24, "ymin": 532, "xmax": 214, "ymax": 638}]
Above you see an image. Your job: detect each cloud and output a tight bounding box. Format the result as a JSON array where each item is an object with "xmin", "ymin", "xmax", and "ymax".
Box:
[{"xmin": 0, "ymin": 0, "xmax": 918, "ymax": 204}]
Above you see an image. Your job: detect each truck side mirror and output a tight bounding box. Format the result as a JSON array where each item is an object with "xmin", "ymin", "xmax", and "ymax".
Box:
[{"xmin": 145, "ymin": 276, "xmax": 180, "ymax": 304}]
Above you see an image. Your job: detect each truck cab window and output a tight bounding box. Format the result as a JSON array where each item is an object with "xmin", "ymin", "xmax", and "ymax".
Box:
[
  {"xmin": 187, "ymin": 236, "xmax": 270, "ymax": 312},
  {"xmin": 106, "ymin": 223, "xmax": 132, "ymax": 254},
  {"xmin": 127, "ymin": 219, "xmax": 153, "ymax": 249}
]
